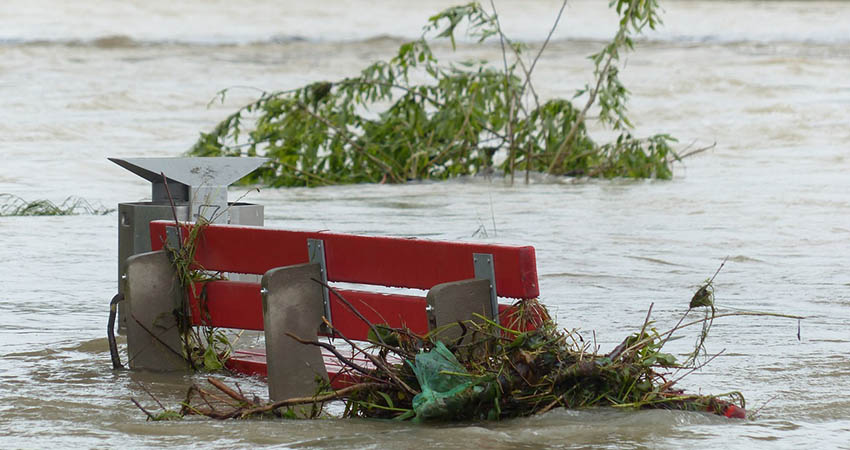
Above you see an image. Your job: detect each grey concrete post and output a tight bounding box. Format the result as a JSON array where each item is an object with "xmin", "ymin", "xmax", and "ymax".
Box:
[
  {"xmin": 426, "ymin": 278, "xmax": 493, "ymax": 345},
  {"xmin": 124, "ymin": 250, "xmax": 189, "ymax": 371},
  {"xmin": 262, "ymin": 263, "xmax": 329, "ymax": 415}
]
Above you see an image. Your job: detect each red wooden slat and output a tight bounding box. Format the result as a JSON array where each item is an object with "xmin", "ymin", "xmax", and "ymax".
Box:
[
  {"xmin": 186, "ymin": 281, "xmax": 537, "ymax": 340},
  {"xmin": 187, "ymin": 281, "xmax": 540, "ymax": 337},
  {"xmin": 150, "ymin": 221, "xmax": 538, "ymax": 299},
  {"xmin": 327, "ymin": 289, "xmax": 429, "ymax": 339},
  {"xmin": 187, "ymin": 281, "xmax": 428, "ymax": 340},
  {"xmin": 226, "ymin": 350, "xmax": 376, "ymax": 389},
  {"xmin": 188, "ymin": 281, "xmax": 264, "ymax": 330},
  {"xmin": 225, "ymin": 349, "xmax": 367, "ymax": 389},
  {"xmin": 226, "ymin": 350, "xmax": 267, "ymax": 377}
]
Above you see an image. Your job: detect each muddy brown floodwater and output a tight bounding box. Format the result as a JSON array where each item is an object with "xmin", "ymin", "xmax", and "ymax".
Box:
[{"xmin": 1, "ymin": 0, "xmax": 849, "ymax": 448}]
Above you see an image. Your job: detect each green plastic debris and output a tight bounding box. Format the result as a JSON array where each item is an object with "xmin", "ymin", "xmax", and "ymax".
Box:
[{"xmin": 408, "ymin": 342, "xmax": 490, "ymax": 421}]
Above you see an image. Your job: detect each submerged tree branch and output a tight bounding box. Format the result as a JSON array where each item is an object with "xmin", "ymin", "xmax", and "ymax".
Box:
[{"xmin": 189, "ymin": 1, "xmax": 688, "ymax": 186}]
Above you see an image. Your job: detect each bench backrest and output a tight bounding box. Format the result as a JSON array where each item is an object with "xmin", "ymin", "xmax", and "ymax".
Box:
[{"xmin": 149, "ymin": 220, "xmax": 539, "ymax": 340}]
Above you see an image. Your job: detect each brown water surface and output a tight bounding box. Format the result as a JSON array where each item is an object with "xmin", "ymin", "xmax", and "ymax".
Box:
[{"xmin": 1, "ymin": 1, "xmax": 849, "ymax": 448}]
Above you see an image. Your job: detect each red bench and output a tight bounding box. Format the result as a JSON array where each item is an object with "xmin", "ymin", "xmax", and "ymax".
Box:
[{"xmin": 124, "ymin": 220, "xmax": 539, "ymax": 402}]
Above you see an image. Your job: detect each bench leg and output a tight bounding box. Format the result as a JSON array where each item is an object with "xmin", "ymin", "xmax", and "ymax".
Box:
[
  {"xmin": 426, "ymin": 278, "xmax": 493, "ymax": 345},
  {"xmin": 262, "ymin": 263, "xmax": 329, "ymax": 414},
  {"xmin": 124, "ymin": 250, "xmax": 189, "ymax": 371}
]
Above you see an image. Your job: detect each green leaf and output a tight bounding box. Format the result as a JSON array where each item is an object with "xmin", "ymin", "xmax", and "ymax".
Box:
[
  {"xmin": 654, "ymin": 352, "xmax": 678, "ymax": 367},
  {"xmin": 689, "ymin": 284, "xmax": 714, "ymax": 309},
  {"xmin": 377, "ymin": 391, "xmax": 395, "ymax": 409},
  {"xmin": 150, "ymin": 410, "xmax": 183, "ymax": 421},
  {"xmin": 203, "ymin": 345, "xmax": 224, "ymax": 371},
  {"xmin": 367, "ymin": 325, "xmax": 400, "ymax": 346}
]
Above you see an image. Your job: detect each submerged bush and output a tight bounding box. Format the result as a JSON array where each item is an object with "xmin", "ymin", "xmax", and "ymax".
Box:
[
  {"xmin": 0, "ymin": 193, "xmax": 113, "ymax": 216},
  {"xmin": 190, "ymin": 1, "xmax": 681, "ymax": 186}
]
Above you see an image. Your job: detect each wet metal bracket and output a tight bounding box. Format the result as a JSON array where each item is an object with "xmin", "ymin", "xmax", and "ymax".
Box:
[
  {"xmin": 473, "ymin": 253, "xmax": 499, "ymax": 320},
  {"xmin": 307, "ymin": 238, "xmax": 332, "ymax": 326}
]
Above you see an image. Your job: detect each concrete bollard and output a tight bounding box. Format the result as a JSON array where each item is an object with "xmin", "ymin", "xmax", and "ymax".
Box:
[
  {"xmin": 262, "ymin": 263, "xmax": 329, "ymax": 415},
  {"xmin": 426, "ymin": 278, "xmax": 493, "ymax": 345},
  {"xmin": 124, "ymin": 250, "xmax": 189, "ymax": 371}
]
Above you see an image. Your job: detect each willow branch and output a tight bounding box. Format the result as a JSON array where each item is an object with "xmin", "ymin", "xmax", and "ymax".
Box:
[
  {"xmin": 294, "ymin": 102, "xmax": 403, "ymax": 182},
  {"xmin": 207, "ymin": 377, "xmax": 250, "ymax": 404},
  {"xmin": 546, "ymin": 52, "xmax": 614, "ymax": 175},
  {"xmin": 239, "ymin": 382, "xmax": 386, "ymax": 417},
  {"xmin": 284, "ymin": 332, "xmax": 375, "ymax": 377}
]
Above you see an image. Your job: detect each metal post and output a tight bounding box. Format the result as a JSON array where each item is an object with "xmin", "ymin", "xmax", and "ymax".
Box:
[
  {"xmin": 307, "ymin": 239, "xmax": 332, "ymax": 325},
  {"xmin": 473, "ymin": 253, "xmax": 499, "ymax": 320}
]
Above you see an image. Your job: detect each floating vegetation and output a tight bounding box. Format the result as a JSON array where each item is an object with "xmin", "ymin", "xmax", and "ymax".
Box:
[
  {"xmin": 189, "ymin": 1, "xmax": 710, "ymax": 187},
  {"xmin": 0, "ymin": 193, "xmax": 113, "ymax": 216}
]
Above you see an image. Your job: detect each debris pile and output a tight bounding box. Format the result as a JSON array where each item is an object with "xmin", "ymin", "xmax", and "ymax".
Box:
[{"xmin": 152, "ymin": 294, "xmax": 751, "ymax": 422}]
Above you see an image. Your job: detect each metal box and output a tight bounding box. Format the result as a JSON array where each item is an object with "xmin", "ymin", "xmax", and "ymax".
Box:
[{"xmin": 111, "ymin": 157, "xmax": 267, "ymax": 332}]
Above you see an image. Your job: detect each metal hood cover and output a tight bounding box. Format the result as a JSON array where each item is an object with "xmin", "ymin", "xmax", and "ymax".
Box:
[{"xmin": 108, "ymin": 157, "xmax": 268, "ymax": 187}]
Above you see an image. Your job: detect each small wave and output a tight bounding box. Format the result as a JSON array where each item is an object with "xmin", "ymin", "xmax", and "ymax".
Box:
[
  {"xmin": 3, "ymin": 31, "xmax": 850, "ymax": 50},
  {"xmin": 90, "ymin": 35, "xmax": 137, "ymax": 49},
  {"xmin": 0, "ymin": 35, "xmax": 150, "ymax": 48},
  {"xmin": 61, "ymin": 337, "xmax": 112, "ymax": 354},
  {"xmin": 267, "ymin": 34, "xmax": 309, "ymax": 44},
  {"xmin": 624, "ymin": 255, "xmax": 682, "ymax": 267},
  {"xmin": 4, "ymin": 348, "xmax": 60, "ymax": 358},
  {"xmin": 0, "ymin": 34, "xmax": 406, "ymax": 49},
  {"xmin": 542, "ymin": 272, "xmax": 622, "ymax": 281},
  {"xmin": 728, "ymin": 255, "xmax": 765, "ymax": 264}
]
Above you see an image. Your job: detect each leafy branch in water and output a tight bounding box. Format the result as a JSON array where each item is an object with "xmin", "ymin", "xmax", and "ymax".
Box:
[
  {"xmin": 165, "ymin": 217, "xmax": 235, "ymax": 372},
  {"xmin": 189, "ymin": 1, "xmax": 685, "ymax": 187},
  {"xmin": 157, "ymin": 175, "xmax": 242, "ymax": 372},
  {"xmin": 0, "ymin": 193, "xmax": 113, "ymax": 216}
]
